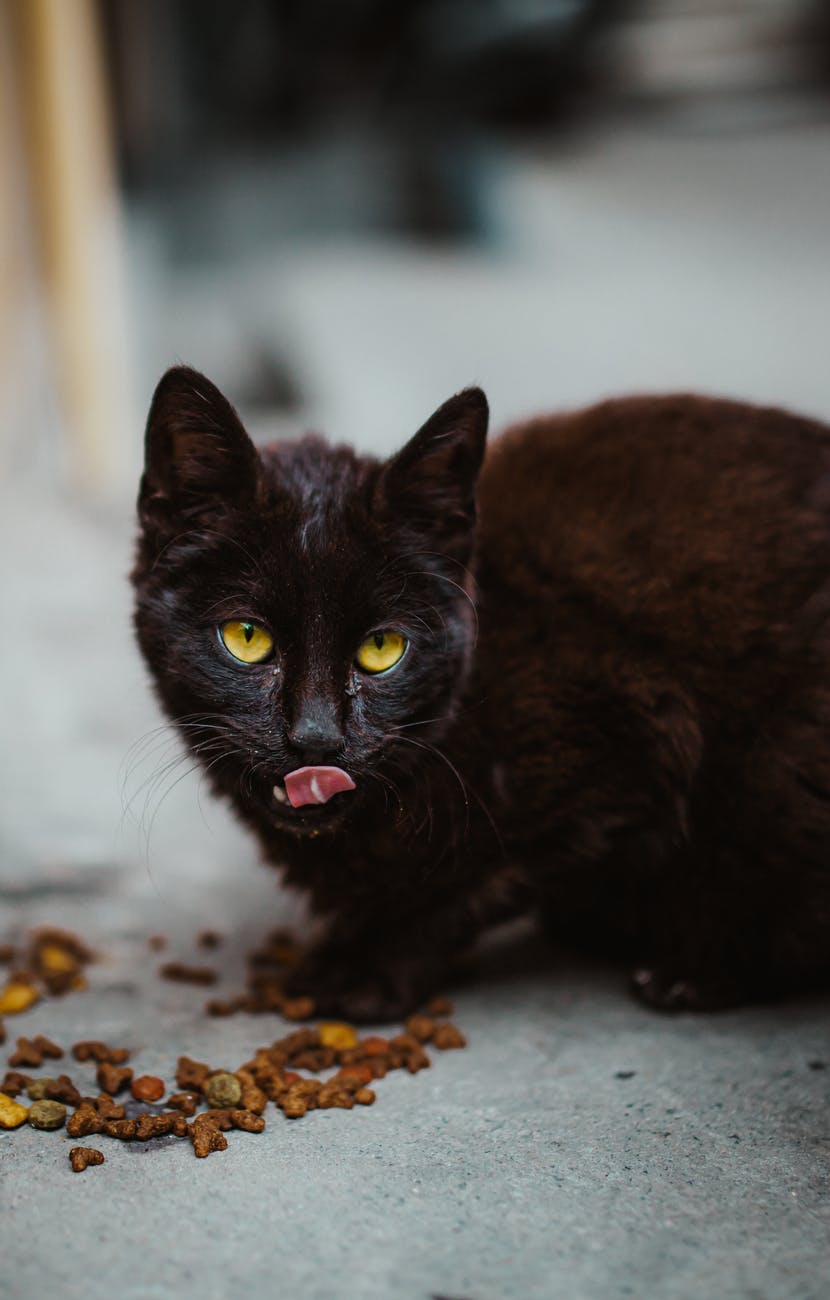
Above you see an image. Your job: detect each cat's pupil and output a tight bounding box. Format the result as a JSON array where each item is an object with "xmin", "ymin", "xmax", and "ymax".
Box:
[
  {"xmin": 243, "ymin": 623, "xmax": 254, "ymax": 642},
  {"xmin": 374, "ymin": 632, "xmax": 384, "ymax": 650}
]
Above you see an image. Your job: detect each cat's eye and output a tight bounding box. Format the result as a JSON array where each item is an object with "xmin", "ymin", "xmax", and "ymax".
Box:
[
  {"xmin": 355, "ymin": 630, "xmax": 408, "ymax": 675},
  {"xmin": 219, "ymin": 620, "xmax": 274, "ymax": 664}
]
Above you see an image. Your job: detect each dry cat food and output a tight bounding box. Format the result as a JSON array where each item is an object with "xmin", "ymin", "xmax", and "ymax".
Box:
[
  {"xmin": 131, "ymin": 1075, "xmax": 165, "ymax": 1103},
  {"xmin": 0, "ymin": 928, "xmax": 94, "ymax": 1019},
  {"xmin": 27, "ymin": 1099, "xmax": 66, "ymax": 1130},
  {"xmin": 69, "ymin": 1146, "xmax": 105, "ymax": 1172},
  {"xmin": 1, "ymin": 924, "xmax": 467, "ymax": 1168},
  {"xmin": 159, "ymin": 961, "xmax": 217, "ymax": 986},
  {"xmin": 72, "ymin": 1040, "xmax": 130, "ymax": 1065}
]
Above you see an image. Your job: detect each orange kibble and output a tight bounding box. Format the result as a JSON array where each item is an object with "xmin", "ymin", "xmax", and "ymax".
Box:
[
  {"xmin": 360, "ymin": 1036, "xmax": 390, "ymax": 1057},
  {"xmin": 0, "ymin": 1091, "xmax": 29, "ymax": 1128},
  {"xmin": 38, "ymin": 944, "xmax": 77, "ymax": 974},
  {"xmin": 0, "ymin": 982, "xmax": 40, "ymax": 1015},
  {"xmin": 130, "ymin": 1075, "xmax": 165, "ymax": 1103},
  {"xmin": 336, "ymin": 1064, "xmax": 373, "ymax": 1086},
  {"xmin": 318, "ymin": 1021, "xmax": 358, "ymax": 1050}
]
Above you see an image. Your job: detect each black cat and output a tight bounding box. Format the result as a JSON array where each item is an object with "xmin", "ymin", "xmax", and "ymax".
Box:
[{"xmin": 133, "ymin": 366, "xmax": 830, "ymax": 1018}]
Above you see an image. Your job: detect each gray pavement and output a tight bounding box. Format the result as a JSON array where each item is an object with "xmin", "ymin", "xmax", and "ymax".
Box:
[{"xmin": 2, "ymin": 119, "xmax": 830, "ymax": 1299}]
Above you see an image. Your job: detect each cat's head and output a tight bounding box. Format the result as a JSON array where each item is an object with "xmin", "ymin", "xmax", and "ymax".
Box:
[{"xmin": 132, "ymin": 366, "xmax": 488, "ymax": 837}]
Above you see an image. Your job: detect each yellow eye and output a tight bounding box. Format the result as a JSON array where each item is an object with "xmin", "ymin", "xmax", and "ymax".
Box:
[
  {"xmin": 356, "ymin": 630, "xmax": 408, "ymax": 674},
  {"xmin": 219, "ymin": 620, "xmax": 274, "ymax": 664}
]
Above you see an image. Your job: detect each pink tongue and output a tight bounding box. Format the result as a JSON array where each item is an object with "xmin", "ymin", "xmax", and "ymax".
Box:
[{"xmin": 282, "ymin": 765, "xmax": 356, "ymax": 808}]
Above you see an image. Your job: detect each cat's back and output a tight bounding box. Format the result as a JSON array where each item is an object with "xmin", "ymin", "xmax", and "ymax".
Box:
[{"xmin": 477, "ymin": 393, "xmax": 830, "ymax": 656}]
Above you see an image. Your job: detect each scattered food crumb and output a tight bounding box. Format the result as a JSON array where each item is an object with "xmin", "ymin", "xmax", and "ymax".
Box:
[
  {"xmin": 615, "ymin": 1071, "xmax": 637, "ymax": 1080},
  {"xmin": 808, "ymin": 1059, "xmax": 826, "ymax": 1070},
  {"xmin": 148, "ymin": 935, "xmax": 167, "ymax": 952},
  {"xmin": 159, "ymin": 961, "xmax": 217, "ymax": 986},
  {"xmin": 197, "ymin": 930, "xmax": 223, "ymax": 950}
]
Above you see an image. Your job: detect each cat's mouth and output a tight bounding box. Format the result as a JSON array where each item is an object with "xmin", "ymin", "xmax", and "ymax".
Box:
[{"xmin": 270, "ymin": 765, "xmax": 357, "ymax": 832}]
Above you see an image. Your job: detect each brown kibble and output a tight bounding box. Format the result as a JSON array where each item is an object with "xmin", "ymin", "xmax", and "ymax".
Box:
[
  {"xmin": 165, "ymin": 1091, "xmax": 199, "ymax": 1117},
  {"xmin": 0, "ymin": 944, "xmax": 16, "ymax": 964},
  {"xmin": 204, "ymin": 1072, "xmax": 242, "ymax": 1109},
  {"xmin": 92, "ymin": 1093, "xmax": 126, "ymax": 1120},
  {"xmin": 34, "ymin": 1035, "xmax": 63, "ymax": 1058},
  {"xmin": 290, "ymin": 1047, "xmax": 336, "ymax": 1072},
  {"xmin": 72, "ymin": 1040, "xmax": 130, "ymax": 1065},
  {"xmin": 189, "ymin": 1114, "xmax": 229, "ymax": 1157},
  {"xmin": 431, "ymin": 1023, "xmax": 467, "ymax": 1050},
  {"xmin": 317, "ymin": 1086, "xmax": 355, "ymax": 1110},
  {"xmin": 354, "ymin": 1087, "xmax": 376, "ymax": 1105},
  {"xmin": 281, "ymin": 996, "xmax": 315, "ymax": 1021},
  {"xmin": 1, "ymin": 1071, "xmax": 32, "ymax": 1097},
  {"xmin": 29, "ymin": 928, "xmax": 93, "ymax": 996},
  {"xmin": 69, "ymin": 1146, "xmax": 104, "ymax": 1172},
  {"xmin": 9, "ymin": 1038, "xmax": 46, "ymax": 1068},
  {"xmin": 148, "ymin": 934, "xmax": 167, "ymax": 952},
  {"xmin": 336, "ymin": 1064, "xmax": 374, "ymax": 1087},
  {"xmin": 44, "ymin": 1075, "xmax": 82, "ymax": 1107},
  {"xmin": 187, "ymin": 1108, "xmax": 263, "ymax": 1157},
  {"xmin": 425, "ymin": 995, "xmax": 454, "ymax": 1017},
  {"xmin": 360, "ymin": 1036, "xmax": 390, "ymax": 1057},
  {"xmin": 204, "ymin": 998, "xmax": 240, "ymax": 1017},
  {"xmin": 96, "ymin": 1062, "xmax": 133, "ymax": 1095},
  {"xmin": 66, "ymin": 1104, "xmax": 105, "ymax": 1138},
  {"xmin": 404, "ymin": 1015, "xmax": 435, "ymax": 1043},
  {"xmin": 8, "ymin": 1034, "xmax": 63, "ymax": 1068},
  {"xmin": 133, "ymin": 1112, "xmax": 189, "ymax": 1141},
  {"xmin": 27, "ymin": 1099, "xmax": 66, "ymax": 1130},
  {"xmin": 281, "ymin": 1097, "xmax": 309, "ymax": 1119},
  {"xmin": 175, "ymin": 1056, "xmax": 210, "ymax": 1092},
  {"xmin": 234, "ymin": 1070, "xmax": 267, "ymax": 1115},
  {"xmin": 197, "ymin": 930, "xmax": 222, "ymax": 950},
  {"xmin": 131, "ymin": 1075, "xmax": 165, "ymax": 1103},
  {"xmin": 102, "ymin": 1118, "xmax": 138, "ymax": 1140},
  {"xmin": 159, "ymin": 961, "xmax": 217, "ymax": 986},
  {"xmin": 31, "ymin": 927, "xmax": 92, "ymax": 966}
]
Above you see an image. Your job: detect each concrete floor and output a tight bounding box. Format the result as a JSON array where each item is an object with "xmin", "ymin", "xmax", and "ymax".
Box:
[{"xmin": 2, "ymin": 116, "xmax": 830, "ymax": 1298}]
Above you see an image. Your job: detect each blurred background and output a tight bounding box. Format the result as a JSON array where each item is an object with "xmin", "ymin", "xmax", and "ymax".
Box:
[{"xmin": 2, "ymin": 0, "xmax": 830, "ymax": 897}]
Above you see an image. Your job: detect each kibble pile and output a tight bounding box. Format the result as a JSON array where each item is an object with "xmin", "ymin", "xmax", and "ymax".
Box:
[{"xmin": 0, "ymin": 928, "xmax": 466, "ymax": 1172}]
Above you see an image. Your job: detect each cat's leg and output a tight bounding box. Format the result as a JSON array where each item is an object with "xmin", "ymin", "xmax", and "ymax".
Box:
[
  {"xmin": 285, "ymin": 867, "xmax": 531, "ymax": 1021},
  {"xmin": 631, "ymin": 669, "xmax": 830, "ymax": 1011}
]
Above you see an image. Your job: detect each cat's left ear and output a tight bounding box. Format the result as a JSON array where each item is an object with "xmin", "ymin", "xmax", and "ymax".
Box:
[
  {"xmin": 376, "ymin": 387, "xmax": 489, "ymax": 559},
  {"xmin": 138, "ymin": 365, "xmax": 260, "ymax": 540}
]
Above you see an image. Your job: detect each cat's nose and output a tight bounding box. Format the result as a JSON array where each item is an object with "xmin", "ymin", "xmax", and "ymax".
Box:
[{"xmin": 288, "ymin": 698, "xmax": 344, "ymax": 762}]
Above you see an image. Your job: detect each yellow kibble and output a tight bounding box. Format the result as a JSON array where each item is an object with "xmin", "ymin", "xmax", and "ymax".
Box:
[
  {"xmin": 318, "ymin": 1021, "xmax": 358, "ymax": 1050},
  {"xmin": 39, "ymin": 943, "xmax": 77, "ymax": 973},
  {"xmin": 0, "ymin": 982, "xmax": 40, "ymax": 1015},
  {"xmin": 0, "ymin": 1092, "xmax": 29, "ymax": 1129}
]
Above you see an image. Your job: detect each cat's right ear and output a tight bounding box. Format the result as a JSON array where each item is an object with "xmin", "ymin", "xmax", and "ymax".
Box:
[{"xmin": 138, "ymin": 366, "xmax": 260, "ymax": 541}]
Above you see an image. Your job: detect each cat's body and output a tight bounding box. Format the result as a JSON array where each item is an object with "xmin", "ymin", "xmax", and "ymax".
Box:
[{"xmin": 133, "ymin": 369, "xmax": 830, "ymax": 1018}]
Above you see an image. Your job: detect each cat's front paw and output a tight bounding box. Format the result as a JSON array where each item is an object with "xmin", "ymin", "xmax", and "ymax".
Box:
[
  {"xmin": 630, "ymin": 966, "xmax": 747, "ymax": 1012},
  {"xmin": 285, "ymin": 944, "xmax": 442, "ymax": 1023}
]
